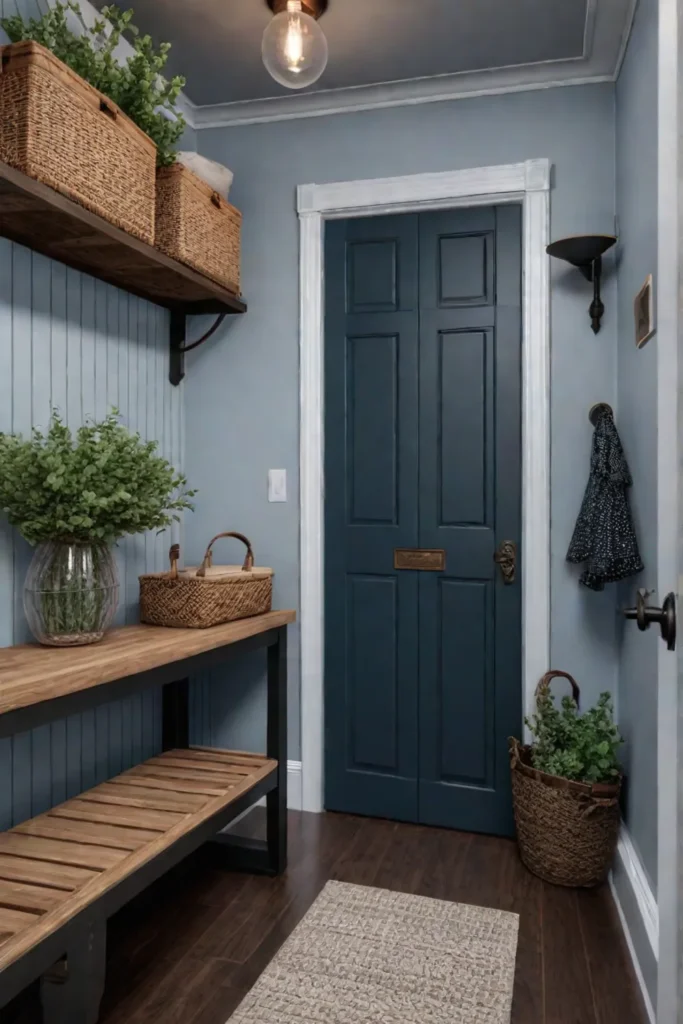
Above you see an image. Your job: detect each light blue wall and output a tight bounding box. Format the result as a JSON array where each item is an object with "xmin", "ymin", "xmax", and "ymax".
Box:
[
  {"xmin": 0, "ymin": 0, "xmax": 184, "ymax": 827},
  {"xmin": 0, "ymin": 241, "xmax": 184, "ymax": 826},
  {"xmin": 189, "ymin": 83, "xmax": 620, "ymax": 759},
  {"xmin": 612, "ymin": 0, "xmax": 659, "ymax": 1009}
]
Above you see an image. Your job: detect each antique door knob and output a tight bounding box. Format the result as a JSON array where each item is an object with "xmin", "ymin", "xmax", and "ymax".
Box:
[{"xmin": 623, "ymin": 588, "xmax": 676, "ymax": 651}]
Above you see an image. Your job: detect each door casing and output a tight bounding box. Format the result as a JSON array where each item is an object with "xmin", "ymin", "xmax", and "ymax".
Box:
[{"xmin": 297, "ymin": 159, "xmax": 551, "ymax": 814}]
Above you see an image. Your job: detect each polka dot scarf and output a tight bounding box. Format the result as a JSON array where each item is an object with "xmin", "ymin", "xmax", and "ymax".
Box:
[{"xmin": 566, "ymin": 406, "xmax": 644, "ymax": 591}]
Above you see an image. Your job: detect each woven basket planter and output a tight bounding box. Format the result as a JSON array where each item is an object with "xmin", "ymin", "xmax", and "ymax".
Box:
[
  {"xmin": 155, "ymin": 163, "xmax": 241, "ymax": 293},
  {"xmin": 510, "ymin": 672, "xmax": 621, "ymax": 888},
  {"xmin": 0, "ymin": 41, "xmax": 156, "ymax": 243},
  {"xmin": 139, "ymin": 532, "xmax": 272, "ymax": 629}
]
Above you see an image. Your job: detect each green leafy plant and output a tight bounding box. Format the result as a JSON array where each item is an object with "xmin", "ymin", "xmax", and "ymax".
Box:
[
  {"xmin": 0, "ymin": 410, "xmax": 195, "ymax": 545},
  {"xmin": 525, "ymin": 687, "xmax": 623, "ymax": 784},
  {"xmin": 1, "ymin": 2, "xmax": 185, "ymax": 166}
]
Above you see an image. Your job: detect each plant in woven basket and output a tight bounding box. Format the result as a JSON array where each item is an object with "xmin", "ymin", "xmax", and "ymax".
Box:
[
  {"xmin": 525, "ymin": 688, "xmax": 622, "ymax": 785},
  {"xmin": 0, "ymin": 410, "xmax": 195, "ymax": 646},
  {"xmin": 1, "ymin": 2, "xmax": 185, "ymax": 166}
]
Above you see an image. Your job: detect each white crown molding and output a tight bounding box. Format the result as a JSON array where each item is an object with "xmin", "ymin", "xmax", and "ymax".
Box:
[
  {"xmin": 613, "ymin": 0, "xmax": 639, "ymax": 80},
  {"xmin": 298, "ymin": 160, "xmax": 550, "ymax": 813},
  {"xmin": 192, "ymin": 69, "xmax": 612, "ymax": 130},
  {"xmin": 187, "ymin": 0, "xmax": 632, "ymax": 130}
]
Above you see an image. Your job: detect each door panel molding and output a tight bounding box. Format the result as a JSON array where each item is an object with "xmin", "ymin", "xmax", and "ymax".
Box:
[{"xmin": 298, "ymin": 160, "xmax": 551, "ymax": 813}]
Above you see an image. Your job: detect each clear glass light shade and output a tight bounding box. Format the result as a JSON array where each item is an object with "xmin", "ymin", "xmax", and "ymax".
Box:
[{"xmin": 262, "ymin": 1, "xmax": 328, "ymax": 90}]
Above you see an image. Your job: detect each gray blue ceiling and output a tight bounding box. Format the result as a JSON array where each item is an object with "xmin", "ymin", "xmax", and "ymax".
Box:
[{"xmin": 104, "ymin": 0, "xmax": 597, "ymax": 105}]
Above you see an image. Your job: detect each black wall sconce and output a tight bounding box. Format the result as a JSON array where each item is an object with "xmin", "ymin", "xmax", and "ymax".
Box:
[{"xmin": 546, "ymin": 234, "xmax": 617, "ymax": 334}]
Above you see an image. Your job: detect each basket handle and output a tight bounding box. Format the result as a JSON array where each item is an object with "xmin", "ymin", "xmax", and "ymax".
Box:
[
  {"xmin": 99, "ymin": 98, "xmax": 118, "ymax": 121},
  {"xmin": 536, "ymin": 670, "xmax": 580, "ymax": 708},
  {"xmin": 196, "ymin": 532, "xmax": 254, "ymax": 577},
  {"xmin": 168, "ymin": 543, "xmax": 180, "ymax": 580},
  {"xmin": 211, "ymin": 191, "xmax": 222, "ymax": 209}
]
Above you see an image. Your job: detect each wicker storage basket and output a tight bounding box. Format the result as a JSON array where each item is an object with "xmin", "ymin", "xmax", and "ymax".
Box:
[
  {"xmin": 155, "ymin": 163, "xmax": 241, "ymax": 293},
  {"xmin": 510, "ymin": 671, "xmax": 621, "ymax": 888},
  {"xmin": 0, "ymin": 41, "xmax": 156, "ymax": 243},
  {"xmin": 139, "ymin": 532, "xmax": 272, "ymax": 629}
]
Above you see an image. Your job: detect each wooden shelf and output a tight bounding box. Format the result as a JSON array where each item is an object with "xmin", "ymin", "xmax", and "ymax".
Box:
[
  {"xmin": 0, "ymin": 611, "xmax": 295, "ymax": 728},
  {"xmin": 0, "ymin": 747, "xmax": 277, "ymax": 971},
  {"xmin": 0, "ymin": 160, "xmax": 246, "ymax": 315},
  {"xmin": 0, "ymin": 160, "xmax": 247, "ymax": 383}
]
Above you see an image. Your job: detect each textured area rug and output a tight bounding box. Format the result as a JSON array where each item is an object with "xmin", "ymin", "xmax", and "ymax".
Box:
[{"xmin": 228, "ymin": 880, "xmax": 519, "ymax": 1023}]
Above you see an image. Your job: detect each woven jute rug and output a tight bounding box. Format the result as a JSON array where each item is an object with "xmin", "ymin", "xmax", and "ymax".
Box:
[{"xmin": 228, "ymin": 880, "xmax": 519, "ymax": 1023}]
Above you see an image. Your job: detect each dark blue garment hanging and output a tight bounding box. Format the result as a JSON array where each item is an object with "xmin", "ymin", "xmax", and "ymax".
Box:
[{"xmin": 566, "ymin": 405, "xmax": 643, "ymax": 590}]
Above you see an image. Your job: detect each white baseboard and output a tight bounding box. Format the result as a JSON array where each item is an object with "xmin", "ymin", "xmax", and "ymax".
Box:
[
  {"xmin": 609, "ymin": 827, "xmax": 658, "ymax": 1024},
  {"xmin": 286, "ymin": 759, "xmax": 303, "ymax": 811}
]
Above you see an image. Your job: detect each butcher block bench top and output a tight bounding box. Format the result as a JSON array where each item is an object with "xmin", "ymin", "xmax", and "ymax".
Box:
[
  {"xmin": 0, "ymin": 611, "xmax": 296, "ymax": 719},
  {"xmin": 0, "ymin": 746, "xmax": 277, "ymax": 972}
]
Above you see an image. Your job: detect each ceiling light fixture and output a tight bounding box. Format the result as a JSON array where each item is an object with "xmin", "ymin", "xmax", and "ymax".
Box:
[{"xmin": 262, "ymin": 0, "xmax": 329, "ymax": 90}]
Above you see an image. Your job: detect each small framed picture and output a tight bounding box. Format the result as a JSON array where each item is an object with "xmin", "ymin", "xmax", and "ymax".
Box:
[{"xmin": 634, "ymin": 275, "xmax": 655, "ymax": 348}]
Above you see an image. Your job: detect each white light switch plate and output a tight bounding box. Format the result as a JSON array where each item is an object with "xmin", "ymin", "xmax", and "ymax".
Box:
[{"xmin": 268, "ymin": 469, "xmax": 287, "ymax": 502}]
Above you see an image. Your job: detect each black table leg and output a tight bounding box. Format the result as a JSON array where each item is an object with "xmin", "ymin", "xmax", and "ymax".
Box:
[
  {"xmin": 207, "ymin": 627, "xmax": 288, "ymax": 876},
  {"xmin": 162, "ymin": 678, "xmax": 189, "ymax": 750},
  {"xmin": 40, "ymin": 918, "xmax": 106, "ymax": 1024},
  {"xmin": 267, "ymin": 625, "xmax": 288, "ymax": 874}
]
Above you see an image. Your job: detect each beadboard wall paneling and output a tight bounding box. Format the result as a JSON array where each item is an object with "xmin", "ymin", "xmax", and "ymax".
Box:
[{"xmin": 0, "ymin": 238, "xmax": 185, "ymax": 829}]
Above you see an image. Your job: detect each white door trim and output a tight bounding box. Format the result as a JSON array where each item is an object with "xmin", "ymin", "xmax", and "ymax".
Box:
[
  {"xmin": 656, "ymin": 0, "xmax": 681, "ymax": 1020},
  {"xmin": 298, "ymin": 159, "xmax": 552, "ymax": 814}
]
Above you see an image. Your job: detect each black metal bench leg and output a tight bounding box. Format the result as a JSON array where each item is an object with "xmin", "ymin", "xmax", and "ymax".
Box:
[
  {"xmin": 204, "ymin": 626, "xmax": 288, "ymax": 875},
  {"xmin": 40, "ymin": 919, "xmax": 106, "ymax": 1024},
  {"xmin": 267, "ymin": 625, "xmax": 288, "ymax": 874}
]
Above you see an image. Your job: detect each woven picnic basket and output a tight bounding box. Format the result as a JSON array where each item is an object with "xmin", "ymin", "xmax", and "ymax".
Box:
[
  {"xmin": 139, "ymin": 532, "xmax": 272, "ymax": 629},
  {"xmin": 510, "ymin": 671, "xmax": 621, "ymax": 888},
  {"xmin": 0, "ymin": 41, "xmax": 156, "ymax": 243},
  {"xmin": 155, "ymin": 162, "xmax": 241, "ymax": 292}
]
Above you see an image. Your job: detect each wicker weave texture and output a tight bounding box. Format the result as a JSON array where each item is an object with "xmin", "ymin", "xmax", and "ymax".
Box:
[
  {"xmin": 155, "ymin": 163, "xmax": 241, "ymax": 293},
  {"xmin": 0, "ymin": 42, "xmax": 156, "ymax": 243},
  {"xmin": 139, "ymin": 574, "xmax": 272, "ymax": 629},
  {"xmin": 510, "ymin": 739, "xmax": 620, "ymax": 888}
]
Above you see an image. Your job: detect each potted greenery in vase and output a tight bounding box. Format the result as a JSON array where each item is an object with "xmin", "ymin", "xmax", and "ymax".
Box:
[
  {"xmin": 0, "ymin": 411, "xmax": 193, "ymax": 646},
  {"xmin": 509, "ymin": 670, "xmax": 623, "ymax": 888}
]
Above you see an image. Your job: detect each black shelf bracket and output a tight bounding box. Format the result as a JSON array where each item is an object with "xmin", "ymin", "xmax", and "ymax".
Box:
[
  {"xmin": 169, "ymin": 311, "xmax": 230, "ymax": 386},
  {"xmin": 169, "ymin": 312, "xmax": 187, "ymax": 386}
]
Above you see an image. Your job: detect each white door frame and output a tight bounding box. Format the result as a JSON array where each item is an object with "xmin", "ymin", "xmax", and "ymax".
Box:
[
  {"xmin": 297, "ymin": 159, "xmax": 552, "ymax": 814},
  {"xmin": 656, "ymin": 0, "xmax": 681, "ymax": 1020}
]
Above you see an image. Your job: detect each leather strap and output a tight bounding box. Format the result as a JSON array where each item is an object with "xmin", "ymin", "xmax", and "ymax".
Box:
[{"xmin": 196, "ymin": 532, "xmax": 254, "ymax": 577}]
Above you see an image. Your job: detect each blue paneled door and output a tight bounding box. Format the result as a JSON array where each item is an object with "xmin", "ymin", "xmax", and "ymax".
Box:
[{"xmin": 324, "ymin": 207, "xmax": 522, "ymax": 836}]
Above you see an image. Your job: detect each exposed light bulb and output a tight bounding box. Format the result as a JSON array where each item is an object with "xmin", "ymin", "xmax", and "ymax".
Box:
[
  {"xmin": 262, "ymin": 0, "xmax": 328, "ymax": 90},
  {"xmin": 284, "ymin": 11, "xmax": 304, "ymax": 70}
]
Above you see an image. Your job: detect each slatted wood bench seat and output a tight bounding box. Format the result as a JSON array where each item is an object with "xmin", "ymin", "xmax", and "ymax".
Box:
[{"xmin": 0, "ymin": 612, "xmax": 293, "ymax": 1023}]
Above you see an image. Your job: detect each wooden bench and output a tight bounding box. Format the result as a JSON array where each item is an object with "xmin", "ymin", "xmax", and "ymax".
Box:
[{"xmin": 0, "ymin": 611, "xmax": 294, "ymax": 1023}]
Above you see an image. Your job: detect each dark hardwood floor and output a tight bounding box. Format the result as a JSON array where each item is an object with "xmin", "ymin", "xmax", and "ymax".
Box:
[{"xmin": 7, "ymin": 809, "xmax": 647, "ymax": 1024}]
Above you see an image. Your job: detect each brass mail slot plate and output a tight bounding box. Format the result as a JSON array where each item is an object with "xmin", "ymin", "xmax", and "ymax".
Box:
[{"xmin": 394, "ymin": 548, "xmax": 446, "ymax": 571}]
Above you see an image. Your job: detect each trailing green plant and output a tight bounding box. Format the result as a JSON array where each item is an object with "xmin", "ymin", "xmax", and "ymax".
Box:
[
  {"xmin": 1, "ymin": 2, "xmax": 185, "ymax": 166},
  {"xmin": 525, "ymin": 687, "xmax": 622, "ymax": 784},
  {"xmin": 0, "ymin": 410, "xmax": 195, "ymax": 545}
]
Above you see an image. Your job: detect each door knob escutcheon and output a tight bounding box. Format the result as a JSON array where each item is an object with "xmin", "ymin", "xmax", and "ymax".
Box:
[{"xmin": 493, "ymin": 540, "xmax": 517, "ymax": 584}]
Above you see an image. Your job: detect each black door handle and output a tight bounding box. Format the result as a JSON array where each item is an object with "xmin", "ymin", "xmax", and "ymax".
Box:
[{"xmin": 623, "ymin": 589, "xmax": 676, "ymax": 651}]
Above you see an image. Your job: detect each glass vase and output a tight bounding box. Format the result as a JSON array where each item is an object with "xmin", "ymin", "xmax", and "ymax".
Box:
[{"xmin": 23, "ymin": 541, "xmax": 119, "ymax": 646}]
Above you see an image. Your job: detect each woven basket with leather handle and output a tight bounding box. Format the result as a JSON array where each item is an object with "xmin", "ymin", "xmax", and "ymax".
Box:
[
  {"xmin": 510, "ymin": 671, "xmax": 621, "ymax": 888},
  {"xmin": 155, "ymin": 163, "xmax": 241, "ymax": 293},
  {"xmin": 139, "ymin": 533, "xmax": 272, "ymax": 629},
  {"xmin": 0, "ymin": 41, "xmax": 156, "ymax": 243}
]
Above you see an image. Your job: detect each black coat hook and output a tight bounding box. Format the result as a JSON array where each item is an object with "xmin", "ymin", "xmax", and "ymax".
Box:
[{"xmin": 588, "ymin": 402, "xmax": 613, "ymax": 426}]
